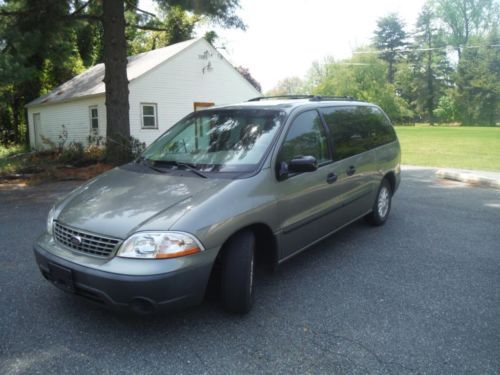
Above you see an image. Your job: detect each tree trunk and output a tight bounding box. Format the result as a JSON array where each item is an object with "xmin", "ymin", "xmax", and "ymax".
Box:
[
  {"xmin": 102, "ymin": 0, "xmax": 130, "ymax": 164},
  {"xmin": 427, "ymin": 30, "xmax": 434, "ymax": 125},
  {"xmin": 388, "ymin": 57, "xmax": 395, "ymax": 84}
]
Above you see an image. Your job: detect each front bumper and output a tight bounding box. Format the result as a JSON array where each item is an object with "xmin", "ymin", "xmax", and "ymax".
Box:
[{"xmin": 34, "ymin": 234, "xmax": 218, "ymax": 313}]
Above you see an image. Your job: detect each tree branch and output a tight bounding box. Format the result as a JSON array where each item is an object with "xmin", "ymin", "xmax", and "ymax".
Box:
[
  {"xmin": 125, "ymin": 0, "xmax": 157, "ymax": 18},
  {"xmin": 129, "ymin": 24, "xmax": 168, "ymax": 32},
  {"xmin": 69, "ymin": 13, "xmax": 102, "ymax": 22},
  {"xmin": 69, "ymin": 0, "xmax": 93, "ymax": 17},
  {"xmin": 0, "ymin": 9, "xmax": 31, "ymax": 17}
]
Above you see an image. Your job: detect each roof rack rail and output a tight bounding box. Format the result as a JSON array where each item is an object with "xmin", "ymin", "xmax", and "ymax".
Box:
[
  {"xmin": 310, "ymin": 95, "xmax": 358, "ymax": 101},
  {"xmin": 248, "ymin": 95, "xmax": 314, "ymax": 101},
  {"xmin": 247, "ymin": 95, "xmax": 360, "ymax": 102}
]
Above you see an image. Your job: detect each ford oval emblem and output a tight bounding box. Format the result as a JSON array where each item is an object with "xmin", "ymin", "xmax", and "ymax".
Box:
[{"xmin": 71, "ymin": 235, "xmax": 82, "ymax": 246}]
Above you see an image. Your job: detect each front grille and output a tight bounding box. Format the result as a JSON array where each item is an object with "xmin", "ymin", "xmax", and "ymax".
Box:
[{"xmin": 54, "ymin": 222, "xmax": 121, "ymax": 258}]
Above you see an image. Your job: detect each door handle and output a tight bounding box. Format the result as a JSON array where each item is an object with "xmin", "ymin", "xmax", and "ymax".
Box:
[
  {"xmin": 346, "ymin": 165, "xmax": 356, "ymax": 176},
  {"xmin": 326, "ymin": 172, "xmax": 338, "ymax": 184}
]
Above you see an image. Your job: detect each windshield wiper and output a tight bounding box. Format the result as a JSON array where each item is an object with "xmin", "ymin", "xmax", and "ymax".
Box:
[
  {"xmin": 169, "ymin": 161, "xmax": 208, "ymax": 179},
  {"xmin": 146, "ymin": 159, "xmax": 208, "ymax": 179},
  {"xmin": 139, "ymin": 158, "xmax": 169, "ymax": 174},
  {"xmin": 138, "ymin": 157, "xmax": 208, "ymax": 178}
]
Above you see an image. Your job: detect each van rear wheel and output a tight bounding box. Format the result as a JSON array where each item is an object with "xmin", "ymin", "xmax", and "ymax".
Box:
[
  {"xmin": 366, "ymin": 179, "xmax": 392, "ymax": 226},
  {"xmin": 220, "ymin": 230, "xmax": 255, "ymax": 314}
]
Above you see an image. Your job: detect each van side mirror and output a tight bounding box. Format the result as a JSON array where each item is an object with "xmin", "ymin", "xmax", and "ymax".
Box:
[{"xmin": 288, "ymin": 155, "xmax": 318, "ymax": 173}]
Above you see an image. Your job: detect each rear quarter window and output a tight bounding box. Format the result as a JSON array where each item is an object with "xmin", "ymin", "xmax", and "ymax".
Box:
[
  {"xmin": 321, "ymin": 106, "xmax": 397, "ymax": 161},
  {"xmin": 362, "ymin": 107, "xmax": 397, "ymax": 148},
  {"xmin": 320, "ymin": 106, "xmax": 373, "ymax": 161}
]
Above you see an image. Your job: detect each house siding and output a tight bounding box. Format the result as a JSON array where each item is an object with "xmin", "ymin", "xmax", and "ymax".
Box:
[
  {"xmin": 27, "ymin": 96, "xmax": 106, "ymax": 149},
  {"xmin": 27, "ymin": 39, "xmax": 260, "ymax": 149},
  {"xmin": 129, "ymin": 39, "xmax": 260, "ymax": 145}
]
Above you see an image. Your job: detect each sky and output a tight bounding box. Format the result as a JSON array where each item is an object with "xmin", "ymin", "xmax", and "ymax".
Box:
[{"xmin": 140, "ymin": 0, "xmax": 427, "ymax": 91}]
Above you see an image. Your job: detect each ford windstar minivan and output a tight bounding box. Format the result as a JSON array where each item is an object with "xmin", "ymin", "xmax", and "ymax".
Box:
[{"xmin": 34, "ymin": 95, "xmax": 401, "ymax": 314}]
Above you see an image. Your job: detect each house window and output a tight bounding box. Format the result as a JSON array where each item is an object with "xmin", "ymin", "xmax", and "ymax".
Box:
[
  {"xmin": 141, "ymin": 103, "xmax": 158, "ymax": 129},
  {"xmin": 89, "ymin": 106, "xmax": 99, "ymax": 130}
]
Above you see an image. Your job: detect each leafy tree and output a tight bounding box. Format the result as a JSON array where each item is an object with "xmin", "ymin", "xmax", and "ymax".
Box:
[
  {"xmin": 128, "ymin": 4, "xmax": 200, "ymax": 54},
  {"xmin": 434, "ymin": 94, "xmax": 458, "ymax": 122},
  {"xmin": 432, "ymin": 0, "xmax": 499, "ymax": 60},
  {"xmin": 310, "ymin": 51, "xmax": 412, "ymax": 122},
  {"xmin": 410, "ymin": 5, "xmax": 453, "ymax": 124},
  {"xmin": 0, "ymin": 0, "xmax": 245, "ymax": 160},
  {"xmin": 454, "ymin": 28, "xmax": 499, "ymax": 124},
  {"xmin": 373, "ymin": 13, "xmax": 408, "ymax": 83},
  {"xmin": 267, "ymin": 77, "xmax": 305, "ymax": 96},
  {"xmin": 0, "ymin": 0, "xmax": 87, "ymax": 144}
]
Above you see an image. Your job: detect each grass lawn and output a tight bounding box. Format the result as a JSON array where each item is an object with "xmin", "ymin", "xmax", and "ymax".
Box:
[{"xmin": 394, "ymin": 126, "xmax": 500, "ymax": 172}]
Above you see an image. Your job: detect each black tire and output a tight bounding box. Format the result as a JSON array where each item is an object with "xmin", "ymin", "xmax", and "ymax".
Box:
[
  {"xmin": 220, "ymin": 230, "xmax": 255, "ymax": 314},
  {"xmin": 365, "ymin": 179, "xmax": 392, "ymax": 226}
]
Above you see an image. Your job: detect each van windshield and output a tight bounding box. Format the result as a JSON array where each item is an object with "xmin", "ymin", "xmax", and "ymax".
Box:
[{"xmin": 141, "ymin": 109, "xmax": 286, "ymax": 173}]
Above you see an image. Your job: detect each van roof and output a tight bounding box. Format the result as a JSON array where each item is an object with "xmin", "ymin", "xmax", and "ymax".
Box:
[{"xmin": 208, "ymin": 96, "xmax": 376, "ymax": 113}]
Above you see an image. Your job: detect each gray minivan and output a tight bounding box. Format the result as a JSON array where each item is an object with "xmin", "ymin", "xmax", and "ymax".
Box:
[{"xmin": 34, "ymin": 95, "xmax": 401, "ymax": 314}]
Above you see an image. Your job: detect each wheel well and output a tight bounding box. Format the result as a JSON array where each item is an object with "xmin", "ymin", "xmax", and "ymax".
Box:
[
  {"xmin": 206, "ymin": 224, "xmax": 278, "ymax": 298},
  {"xmin": 384, "ymin": 172, "xmax": 396, "ymax": 193},
  {"xmin": 214, "ymin": 224, "xmax": 277, "ymax": 270}
]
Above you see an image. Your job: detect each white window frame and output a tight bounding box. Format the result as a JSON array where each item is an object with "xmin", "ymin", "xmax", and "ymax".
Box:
[
  {"xmin": 141, "ymin": 103, "xmax": 158, "ymax": 129},
  {"xmin": 89, "ymin": 105, "xmax": 99, "ymax": 131}
]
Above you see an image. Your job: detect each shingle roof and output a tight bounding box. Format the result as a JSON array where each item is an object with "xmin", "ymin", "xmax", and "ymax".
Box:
[{"xmin": 26, "ymin": 38, "xmax": 200, "ymax": 107}]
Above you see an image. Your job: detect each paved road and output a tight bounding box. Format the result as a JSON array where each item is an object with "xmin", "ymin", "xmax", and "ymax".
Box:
[{"xmin": 1, "ymin": 169, "xmax": 499, "ymax": 374}]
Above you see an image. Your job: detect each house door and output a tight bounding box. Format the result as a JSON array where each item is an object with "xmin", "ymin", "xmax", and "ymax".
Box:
[
  {"xmin": 193, "ymin": 102, "xmax": 214, "ymax": 111},
  {"xmin": 33, "ymin": 113, "xmax": 42, "ymax": 149}
]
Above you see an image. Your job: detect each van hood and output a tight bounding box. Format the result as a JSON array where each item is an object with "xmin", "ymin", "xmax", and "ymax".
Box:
[{"xmin": 56, "ymin": 166, "xmax": 233, "ymax": 239}]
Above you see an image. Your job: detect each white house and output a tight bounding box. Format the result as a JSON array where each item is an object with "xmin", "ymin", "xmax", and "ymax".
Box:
[{"xmin": 26, "ymin": 38, "xmax": 261, "ymax": 149}]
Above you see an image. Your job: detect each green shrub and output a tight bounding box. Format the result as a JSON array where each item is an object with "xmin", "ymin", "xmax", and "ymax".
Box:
[{"xmin": 59, "ymin": 142, "xmax": 85, "ymax": 164}]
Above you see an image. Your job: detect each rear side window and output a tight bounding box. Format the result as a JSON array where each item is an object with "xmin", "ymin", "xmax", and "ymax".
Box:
[
  {"xmin": 321, "ymin": 106, "xmax": 397, "ymax": 161},
  {"xmin": 320, "ymin": 107, "xmax": 373, "ymax": 161},
  {"xmin": 362, "ymin": 107, "xmax": 397, "ymax": 147},
  {"xmin": 278, "ymin": 110, "xmax": 330, "ymax": 165}
]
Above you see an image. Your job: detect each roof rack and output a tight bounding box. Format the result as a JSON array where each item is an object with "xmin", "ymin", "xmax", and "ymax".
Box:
[
  {"xmin": 310, "ymin": 95, "xmax": 358, "ymax": 102},
  {"xmin": 247, "ymin": 95, "xmax": 360, "ymax": 102},
  {"xmin": 248, "ymin": 95, "xmax": 314, "ymax": 101}
]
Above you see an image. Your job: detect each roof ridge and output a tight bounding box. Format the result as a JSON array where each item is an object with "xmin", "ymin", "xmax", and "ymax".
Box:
[{"xmin": 26, "ymin": 38, "xmax": 201, "ymax": 107}]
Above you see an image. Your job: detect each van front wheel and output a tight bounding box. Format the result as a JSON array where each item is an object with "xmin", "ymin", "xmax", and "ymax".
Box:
[
  {"xmin": 366, "ymin": 179, "xmax": 392, "ymax": 226},
  {"xmin": 220, "ymin": 230, "xmax": 255, "ymax": 314}
]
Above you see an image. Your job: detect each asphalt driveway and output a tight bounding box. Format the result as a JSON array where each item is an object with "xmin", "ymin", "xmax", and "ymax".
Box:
[{"xmin": 1, "ymin": 168, "xmax": 499, "ymax": 374}]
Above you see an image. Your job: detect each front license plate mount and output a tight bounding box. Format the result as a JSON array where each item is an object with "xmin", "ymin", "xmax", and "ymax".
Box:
[{"xmin": 48, "ymin": 262, "xmax": 75, "ymax": 293}]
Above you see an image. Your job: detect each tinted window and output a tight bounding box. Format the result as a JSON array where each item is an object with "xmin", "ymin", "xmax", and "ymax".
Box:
[
  {"xmin": 278, "ymin": 110, "xmax": 330, "ymax": 165},
  {"xmin": 363, "ymin": 107, "xmax": 397, "ymax": 147},
  {"xmin": 320, "ymin": 107, "xmax": 372, "ymax": 161},
  {"xmin": 321, "ymin": 106, "xmax": 397, "ymax": 161}
]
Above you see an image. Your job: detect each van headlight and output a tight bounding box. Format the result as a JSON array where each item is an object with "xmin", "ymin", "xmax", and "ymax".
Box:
[
  {"xmin": 117, "ymin": 232, "xmax": 204, "ymax": 259},
  {"xmin": 47, "ymin": 206, "xmax": 55, "ymax": 235}
]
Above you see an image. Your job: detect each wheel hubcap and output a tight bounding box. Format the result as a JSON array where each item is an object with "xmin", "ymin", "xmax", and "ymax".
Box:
[{"xmin": 377, "ymin": 186, "xmax": 390, "ymax": 218}]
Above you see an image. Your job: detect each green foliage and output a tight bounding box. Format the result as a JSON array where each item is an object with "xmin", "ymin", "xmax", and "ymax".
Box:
[
  {"xmin": 373, "ymin": 13, "xmax": 408, "ymax": 82},
  {"xmin": 128, "ymin": 5, "xmax": 199, "ymax": 54},
  {"xmin": 433, "ymin": 0, "xmax": 499, "ymax": 59},
  {"xmin": 0, "ymin": 0, "xmax": 244, "ymax": 148},
  {"xmin": 434, "ymin": 95, "xmax": 458, "ymax": 122},
  {"xmin": 309, "ymin": 51, "xmax": 412, "ymax": 122},
  {"xmin": 266, "ymin": 77, "xmax": 305, "ymax": 96},
  {"xmin": 454, "ymin": 29, "xmax": 499, "ymax": 125},
  {"xmin": 269, "ymin": 2, "xmax": 498, "ymax": 126},
  {"xmin": 405, "ymin": 5, "xmax": 453, "ymax": 124},
  {"xmin": 105, "ymin": 134, "xmax": 146, "ymax": 165},
  {"xmin": 58, "ymin": 142, "xmax": 85, "ymax": 165},
  {"xmin": 0, "ymin": 143, "xmax": 27, "ymax": 159}
]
